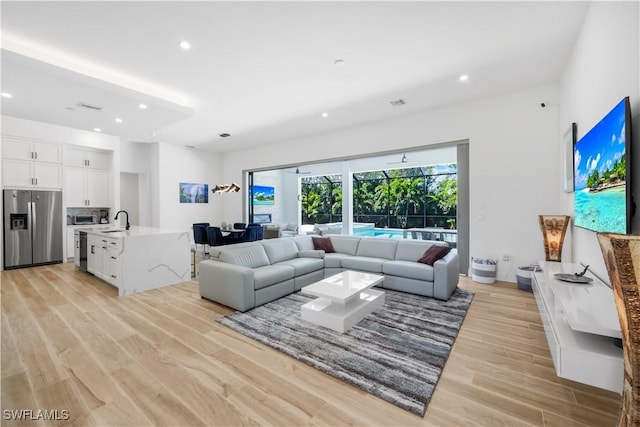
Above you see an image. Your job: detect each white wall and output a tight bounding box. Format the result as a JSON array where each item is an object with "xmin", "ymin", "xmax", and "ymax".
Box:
[
  {"xmin": 154, "ymin": 142, "xmax": 223, "ymax": 237},
  {"xmin": 251, "ymin": 170, "xmax": 286, "ymax": 224},
  {"xmin": 120, "ymin": 172, "xmax": 140, "ymax": 226},
  {"xmin": 221, "ymin": 84, "xmax": 562, "ymax": 281},
  {"xmin": 119, "ymin": 141, "xmax": 153, "ymax": 226},
  {"xmin": 560, "ymin": 1, "xmax": 640, "ymax": 282}
]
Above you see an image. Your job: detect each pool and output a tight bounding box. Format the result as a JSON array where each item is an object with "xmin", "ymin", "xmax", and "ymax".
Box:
[{"xmin": 352, "ymin": 224, "xmax": 406, "ymax": 238}]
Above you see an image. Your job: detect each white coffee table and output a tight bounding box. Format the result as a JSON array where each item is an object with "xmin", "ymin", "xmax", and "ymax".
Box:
[{"xmin": 300, "ymin": 271, "xmax": 385, "ymax": 333}]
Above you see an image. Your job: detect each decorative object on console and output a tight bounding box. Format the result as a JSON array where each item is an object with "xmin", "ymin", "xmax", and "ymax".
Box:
[
  {"xmin": 554, "ymin": 264, "xmax": 594, "ymax": 284},
  {"xmin": 597, "ymin": 233, "xmax": 640, "ymax": 427},
  {"xmin": 538, "ymin": 215, "xmax": 570, "ymax": 261}
]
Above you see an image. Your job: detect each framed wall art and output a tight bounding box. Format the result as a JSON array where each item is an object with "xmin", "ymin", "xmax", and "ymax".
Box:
[
  {"xmin": 179, "ymin": 182, "xmax": 209, "ymax": 203},
  {"xmin": 564, "ymin": 122, "xmax": 577, "ymax": 193}
]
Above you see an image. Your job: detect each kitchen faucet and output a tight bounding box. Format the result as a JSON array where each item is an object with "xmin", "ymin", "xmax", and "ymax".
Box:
[{"xmin": 114, "ymin": 210, "xmax": 130, "ymax": 230}]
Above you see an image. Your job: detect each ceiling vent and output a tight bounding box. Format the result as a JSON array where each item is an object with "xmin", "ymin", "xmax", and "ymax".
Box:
[{"xmin": 77, "ymin": 102, "xmax": 103, "ymax": 111}]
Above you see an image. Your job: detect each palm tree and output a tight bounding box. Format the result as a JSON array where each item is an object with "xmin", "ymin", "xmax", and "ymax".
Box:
[
  {"xmin": 301, "ymin": 191, "xmax": 321, "ymax": 224},
  {"xmin": 375, "ymin": 176, "xmax": 423, "ymax": 228},
  {"xmin": 429, "ymin": 176, "xmax": 458, "ymax": 228},
  {"xmin": 354, "ymin": 181, "xmax": 377, "ymax": 220}
]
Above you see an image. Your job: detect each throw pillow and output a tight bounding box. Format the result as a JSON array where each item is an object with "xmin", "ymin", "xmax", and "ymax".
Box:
[
  {"xmin": 312, "ymin": 237, "xmax": 335, "ymax": 253},
  {"xmin": 417, "ymin": 245, "xmax": 451, "ymax": 266}
]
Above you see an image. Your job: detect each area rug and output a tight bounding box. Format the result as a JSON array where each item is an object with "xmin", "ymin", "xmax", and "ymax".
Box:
[{"xmin": 217, "ymin": 288, "xmax": 474, "ymax": 416}]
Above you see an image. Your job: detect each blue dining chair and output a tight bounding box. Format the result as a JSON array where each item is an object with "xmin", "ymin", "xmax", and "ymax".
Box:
[
  {"xmin": 207, "ymin": 226, "xmax": 233, "ymax": 246},
  {"xmin": 193, "ymin": 222, "xmax": 210, "ymax": 254},
  {"xmin": 244, "ymin": 225, "xmax": 264, "ymax": 242}
]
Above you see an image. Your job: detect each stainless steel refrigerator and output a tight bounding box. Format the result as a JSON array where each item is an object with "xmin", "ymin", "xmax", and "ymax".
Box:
[{"xmin": 3, "ymin": 189, "xmax": 63, "ymax": 269}]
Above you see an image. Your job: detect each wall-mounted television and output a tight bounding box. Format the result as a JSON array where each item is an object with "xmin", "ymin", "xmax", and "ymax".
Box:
[{"xmin": 574, "ymin": 97, "xmax": 633, "ymax": 234}]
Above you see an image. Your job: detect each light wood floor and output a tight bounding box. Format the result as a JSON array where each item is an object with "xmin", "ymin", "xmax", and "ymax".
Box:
[{"xmin": 1, "ymin": 262, "xmax": 620, "ymax": 426}]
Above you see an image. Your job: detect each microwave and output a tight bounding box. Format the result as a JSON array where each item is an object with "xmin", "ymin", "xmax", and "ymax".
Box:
[{"xmin": 73, "ymin": 215, "xmax": 97, "ymax": 225}]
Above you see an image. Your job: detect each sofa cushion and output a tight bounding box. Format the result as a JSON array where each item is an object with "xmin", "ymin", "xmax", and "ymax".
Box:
[
  {"xmin": 383, "ymin": 260, "xmax": 435, "ymax": 281},
  {"xmin": 278, "ymin": 257, "xmax": 324, "ymax": 276},
  {"xmin": 261, "ymin": 239, "xmax": 299, "ymax": 264},
  {"xmin": 356, "ymin": 238, "xmax": 398, "ymax": 260},
  {"xmin": 292, "ymin": 235, "xmax": 314, "ymax": 251},
  {"xmin": 341, "ymin": 256, "xmax": 387, "ymax": 273},
  {"xmin": 253, "ymin": 264, "xmax": 295, "ymax": 290},
  {"xmin": 219, "ymin": 245, "xmax": 270, "ymax": 268},
  {"xmin": 312, "ymin": 237, "xmax": 335, "ymax": 253},
  {"xmin": 418, "ymin": 245, "xmax": 452, "ymax": 266},
  {"xmin": 329, "ymin": 236, "xmax": 360, "ymax": 255},
  {"xmin": 298, "ymin": 250, "xmax": 325, "ymax": 259},
  {"xmin": 323, "ymin": 252, "xmax": 354, "ymax": 268}
]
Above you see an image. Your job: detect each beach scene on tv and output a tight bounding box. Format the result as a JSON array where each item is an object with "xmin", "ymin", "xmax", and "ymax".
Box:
[{"xmin": 574, "ymin": 100, "xmax": 627, "ymax": 234}]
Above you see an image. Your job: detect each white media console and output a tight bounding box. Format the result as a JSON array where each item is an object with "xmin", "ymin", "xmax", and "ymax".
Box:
[{"xmin": 532, "ymin": 261, "xmax": 623, "ymax": 393}]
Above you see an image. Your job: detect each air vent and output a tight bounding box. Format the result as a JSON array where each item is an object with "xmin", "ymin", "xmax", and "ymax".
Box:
[
  {"xmin": 77, "ymin": 102, "xmax": 103, "ymax": 111},
  {"xmin": 390, "ymin": 99, "xmax": 406, "ymax": 107}
]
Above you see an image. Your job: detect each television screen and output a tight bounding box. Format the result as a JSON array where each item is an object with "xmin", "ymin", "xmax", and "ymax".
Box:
[{"xmin": 574, "ymin": 97, "xmax": 632, "ymax": 234}]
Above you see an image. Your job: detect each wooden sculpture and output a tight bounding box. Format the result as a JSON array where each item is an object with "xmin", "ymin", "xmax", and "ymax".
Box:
[
  {"xmin": 538, "ymin": 215, "xmax": 570, "ymax": 262},
  {"xmin": 597, "ymin": 233, "xmax": 640, "ymax": 427}
]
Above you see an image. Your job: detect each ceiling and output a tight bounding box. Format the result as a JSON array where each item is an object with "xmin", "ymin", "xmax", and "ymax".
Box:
[{"xmin": 0, "ymin": 1, "xmax": 590, "ymax": 152}]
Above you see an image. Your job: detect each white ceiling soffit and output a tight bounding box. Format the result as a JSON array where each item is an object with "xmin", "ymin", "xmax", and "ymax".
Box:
[
  {"xmin": 0, "ymin": 47, "xmax": 194, "ymax": 142},
  {"xmin": 0, "ymin": 1, "xmax": 589, "ymax": 151}
]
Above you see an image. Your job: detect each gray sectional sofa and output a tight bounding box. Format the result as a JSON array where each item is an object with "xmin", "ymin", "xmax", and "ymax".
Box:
[{"xmin": 198, "ymin": 235, "xmax": 459, "ymax": 312}]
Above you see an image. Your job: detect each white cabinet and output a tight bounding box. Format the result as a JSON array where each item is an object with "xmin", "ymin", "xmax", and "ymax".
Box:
[
  {"xmin": 3, "ymin": 138, "xmax": 62, "ymax": 163},
  {"xmin": 87, "ymin": 234, "xmax": 100, "ymax": 275},
  {"xmin": 87, "ymin": 234, "xmax": 121, "ymax": 286},
  {"xmin": 65, "ymin": 147, "xmax": 110, "ymax": 170},
  {"xmin": 66, "ymin": 228, "xmax": 76, "ymax": 260},
  {"xmin": 64, "ymin": 147, "xmax": 111, "ymax": 207},
  {"xmin": 532, "ymin": 261, "xmax": 623, "ymax": 393},
  {"xmin": 2, "ymin": 137, "xmax": 62, "ymax": 189}
]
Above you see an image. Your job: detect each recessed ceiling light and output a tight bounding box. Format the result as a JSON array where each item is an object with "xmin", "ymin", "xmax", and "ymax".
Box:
[
  {"xmin": 459, "ymin": 74, "xmax": 469, "ymax": 82},
  {"xmin": 115, "ymin": 118, "xmax": 123, "ymax": 123},
  {"xmin": 321, "ymin": 112, "xmax": 328, "ymax": 118},
  {"xmin": 1, "ymin": 92, "xmax": 13, "ymax": 98},
  {"xmin": 334, "ymin": 59, "xmax": 345, "ymax": 67},
  {"xmin": 94, "ymin": 128, "xmax": 101, "ymax": 132},
  {"xmin": 139, "ymin": 103, "xmax": 148, "ymax": 109},
  {"xmin": 180, "ymin": 41, "xmax": 191, "ymax": 50}
]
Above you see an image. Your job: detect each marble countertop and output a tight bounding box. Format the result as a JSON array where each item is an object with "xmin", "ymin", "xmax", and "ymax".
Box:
[{"xmin": 84, "ymin": 225, "xmax": 188, "ymax": 238}]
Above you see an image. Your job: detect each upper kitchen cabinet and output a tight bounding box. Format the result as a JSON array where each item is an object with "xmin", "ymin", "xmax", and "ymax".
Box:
[
  {"xmin": 1, "ymin": 137, "xmax": 63, "ymax": 189},
  {"xmin": 65, "ymin": 147, "xmax": 110, "ymax": 170},
  {"xmin": 64, "ymin": 147, "xmax": 112, "ymax": 208}
]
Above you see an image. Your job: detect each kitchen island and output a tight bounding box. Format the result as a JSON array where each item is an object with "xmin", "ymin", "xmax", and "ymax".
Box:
[{"xmin": 85, "ymin": 226, "xmax": 190, "ymax": 296}]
